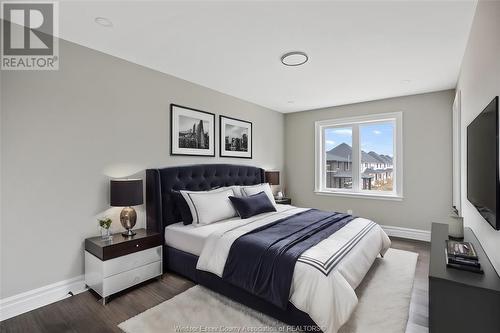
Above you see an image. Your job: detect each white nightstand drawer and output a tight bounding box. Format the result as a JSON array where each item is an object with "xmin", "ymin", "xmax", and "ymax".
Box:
[
  {"xmin": 103, "ymin": 246, "xmax": 162, "ymax": 278},
  {"xmin": 102, "ymin": 260, "xmax": 162, "ymax": 297}
]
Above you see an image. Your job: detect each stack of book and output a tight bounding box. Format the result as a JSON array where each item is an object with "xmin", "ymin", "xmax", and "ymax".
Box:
[{"xmin": 445, "ymin": 240, "xmax": 484, "ymax": 274}]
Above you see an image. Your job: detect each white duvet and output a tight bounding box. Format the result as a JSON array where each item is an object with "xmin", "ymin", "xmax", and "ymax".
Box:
[{"xmin": 196, "ymin": 205, "xmax": 391, "ymax": 333}]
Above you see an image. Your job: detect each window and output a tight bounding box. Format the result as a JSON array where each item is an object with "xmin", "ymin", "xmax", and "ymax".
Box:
[
  {"xmin": 324, "ymin": 127, "xmax": 352, "ymax": 189},
  {"xmin": 315, "ymin": 112, "xmax": 403, "ymax": 200}
]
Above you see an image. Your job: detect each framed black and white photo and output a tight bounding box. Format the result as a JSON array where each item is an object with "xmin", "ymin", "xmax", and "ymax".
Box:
[
  {"xmin": 220, "ymin": 116, "xmax": 252, "ymax": 159},
  {"xmin": 170, "ymin": 104, "xmax": 215, "ymax": 156}
]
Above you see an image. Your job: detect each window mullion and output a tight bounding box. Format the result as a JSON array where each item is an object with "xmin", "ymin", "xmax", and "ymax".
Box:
[
  {"xmin": 321, "ymin": 127, "xmax": 326, "ymax": 190},
  {"xmin": 352, "ymin": 124, "xmax": 360, "ymax": 193},
  {"xmin": 392, "ymin": 120, "xmax": 397, "ymax": 196}
]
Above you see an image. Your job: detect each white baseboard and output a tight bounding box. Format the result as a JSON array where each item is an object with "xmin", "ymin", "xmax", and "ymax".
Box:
[
  {"xmin": 0, "ymin": 275, "xmax": 87, "ymax": 321},
  {"xmin": 381, "ymin": 225, "xmax": 431, "ymax": 242}
]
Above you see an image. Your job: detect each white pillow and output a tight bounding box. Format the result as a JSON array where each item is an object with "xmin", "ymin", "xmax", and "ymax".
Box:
[
  {"xmin": 215, "ymin": 185, "xmax": 246, "ymax": 197},
  {"xmin": 180, "ymin": 188, "xmax": 237, "ymax": 225},
  {"xmin": 240, "ymin": 183, "xmax": 276, "ymax": 206},
  {"xmin": 230, "ymin": 185, "xmax": 243, "ymax": 197}
]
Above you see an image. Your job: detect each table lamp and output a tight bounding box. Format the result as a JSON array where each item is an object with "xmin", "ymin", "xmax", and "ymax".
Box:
[
  {"xmin": 265, "ymin": 171, "xmax": 280, "ymax": 186},
  {"xmin": 265, "ymin": 171, "xmax": 282, "ymax": 198},
  {"xmin": 110, "ymin": 179, "xmax": 143, "ymax": 237}
]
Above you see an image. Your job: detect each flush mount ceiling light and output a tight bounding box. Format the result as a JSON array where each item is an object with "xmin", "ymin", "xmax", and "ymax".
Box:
[
  {"xmin": 95, "ymin": 17, "xmax": 113, "ymax": 27},
  {"xmin": 401, "ymin": 79, "xmax": 412, "ymax": 84},
  {"xmin": 281, "ymin": 51, "xmax": 308, "ymax": 66}
]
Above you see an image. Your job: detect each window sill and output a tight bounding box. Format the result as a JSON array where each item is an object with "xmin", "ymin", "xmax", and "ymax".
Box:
[{"xmin": 314, "ymin": 190, "xmax": 404, "ymax": 201}]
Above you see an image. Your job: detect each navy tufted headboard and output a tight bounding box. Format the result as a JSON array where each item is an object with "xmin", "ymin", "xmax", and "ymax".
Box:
[{"xmin": 146, "ymin": 164, "xmax": 265, "ymax": 234}]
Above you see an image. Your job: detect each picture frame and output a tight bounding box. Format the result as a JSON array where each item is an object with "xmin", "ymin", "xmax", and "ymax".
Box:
[
  {"xmin": 220, "ymin": 115, "xmax": 253, "ymax": 159},
  {"xmin": 170, "ymin": 104, "xmax": 215, "ymax": 156}
]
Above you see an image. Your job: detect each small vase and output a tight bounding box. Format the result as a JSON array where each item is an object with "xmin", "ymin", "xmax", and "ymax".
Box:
[
  {"xmin": 101, "ymin": 227, "xmax": 111, "ymax": 240},
  {"xmin": 448, "ymin": 216, "xmax": 464, "ymax": 240}
]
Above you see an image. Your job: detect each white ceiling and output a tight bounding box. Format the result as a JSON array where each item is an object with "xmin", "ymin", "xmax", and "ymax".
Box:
[{"xmin": 56, "ymin": 1, "xmax": 477, "ymax": 113}]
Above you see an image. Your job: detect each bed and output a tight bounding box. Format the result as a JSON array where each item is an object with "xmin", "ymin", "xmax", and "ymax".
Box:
[{"xmin": 146, "ymin": 164, "xmax": 390, "ymax": 333}]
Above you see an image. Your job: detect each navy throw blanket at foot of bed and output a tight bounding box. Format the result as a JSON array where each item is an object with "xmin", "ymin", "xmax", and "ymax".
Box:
[{"xmin": 222, "ymin": 209, "xmax": 355, "ymax": 309}]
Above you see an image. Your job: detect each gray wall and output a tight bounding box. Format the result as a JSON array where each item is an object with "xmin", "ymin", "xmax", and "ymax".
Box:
[
  {"xmin": 0, "ymin": 39, "xmax": 284, "ymax": 298},
  {"xmin": 456, "ymin": 0, "xmax": 500, "ymax": 274},
  {"xmin": 285, "ymin": 90, "xmax": 454, "ymax": 231}
]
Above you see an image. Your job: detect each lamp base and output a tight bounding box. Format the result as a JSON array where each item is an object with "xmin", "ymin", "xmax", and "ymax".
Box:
[
  {"xmin": 122, "ymin": 229, "xmax": 136, "ymax": 237},
  {"xmin": 120, "ymin": 207, "xmax": 137, "ymax": 238}
]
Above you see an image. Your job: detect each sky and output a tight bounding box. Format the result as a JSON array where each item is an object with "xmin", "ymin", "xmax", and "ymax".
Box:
[
  {"xmin": 325, "ymin": 122, "xmax": 394, "ymax": 156},
  {"xmin": 179, "ymin": 115, "xmax": 209, "ymax": 133},
  {"xmin": 225, "ymin": 124, "xmax": 248, "ymax": 139}
]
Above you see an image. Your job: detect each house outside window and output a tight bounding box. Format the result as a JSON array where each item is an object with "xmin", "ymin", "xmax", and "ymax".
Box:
[{"xmin": 315, "ymin": 112, "xmax": 403, "ymax": 200}]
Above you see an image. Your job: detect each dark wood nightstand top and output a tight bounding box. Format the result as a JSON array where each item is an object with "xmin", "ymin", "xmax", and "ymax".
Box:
[
  {"xmin": 85, "ymin": 228, "xmax": 162, "ymax": 261},
  {"xmin": 274, "ymin": 197, "xmax": 291, "ymax": 205}
]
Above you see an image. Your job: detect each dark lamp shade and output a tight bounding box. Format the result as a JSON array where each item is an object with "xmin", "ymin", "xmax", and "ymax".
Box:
[
  {"xmin": 265, "ymin": 171, "xmax": 280, "ymax": 185},
  {"xmin": 110, "ymin": 179, "xmax": 144, "ymax": 207}
]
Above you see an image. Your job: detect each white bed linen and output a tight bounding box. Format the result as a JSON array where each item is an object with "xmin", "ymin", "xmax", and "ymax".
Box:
[
  {"xmin": 196, "ymin": 206, "xmax": 391, "ymax": 333},
  {"xmin": 164, "ymin": 221, "xmax": 225, "ymax": 256},
  {"xmin": 164, "ymin": 204, "xmax": 294, "ymax": 256}
]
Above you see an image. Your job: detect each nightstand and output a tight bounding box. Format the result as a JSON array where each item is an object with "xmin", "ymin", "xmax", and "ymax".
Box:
[
  {"xmin": 274, "ymin": 197, "xmax": 292, "ymax": 205},
  {"xmin": 84, "ymin": 228, "xmax": 162, "ymax": 304}
]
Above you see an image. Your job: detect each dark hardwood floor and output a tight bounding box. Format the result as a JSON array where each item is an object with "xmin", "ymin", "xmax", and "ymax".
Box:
[
  {"xmin": 391, "ymin": 237, "xmax": 430, "ymax": 333},
  {"xmin": 0, "ymin": 237, "xmax": 429, "ymax": 333}
]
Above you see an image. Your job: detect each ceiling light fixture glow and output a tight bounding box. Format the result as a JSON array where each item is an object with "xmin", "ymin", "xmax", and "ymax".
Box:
[
  {"xmin": 95, "ymin": 17, "xmax": 113, "ymax": 27},
  {"xmin": 281, "ymin": 51, "xmax": 308, "ymax": 66}
]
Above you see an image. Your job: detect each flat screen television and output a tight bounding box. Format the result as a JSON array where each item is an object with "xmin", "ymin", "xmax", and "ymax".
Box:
[{"xmin": 467, "ymin": 96, "xmax": 500, "ymax": 230}]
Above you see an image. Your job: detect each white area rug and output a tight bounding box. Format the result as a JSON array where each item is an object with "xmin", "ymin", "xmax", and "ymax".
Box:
[{"xmin": 119, "ymin": 248, "xmax": 418, "ymax": 333}]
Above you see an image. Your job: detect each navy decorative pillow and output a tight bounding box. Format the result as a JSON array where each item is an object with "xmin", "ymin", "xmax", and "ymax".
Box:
[
  {"xmin": 229, "ymin": 191, "xmax": 277, "ymax": 219},
  {"xmin": 171, "ymin": 190, "xmax": 193, "ymax": 225}
]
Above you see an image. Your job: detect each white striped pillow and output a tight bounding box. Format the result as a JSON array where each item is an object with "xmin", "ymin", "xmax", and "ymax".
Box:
[
  {"xmin": 240, "ymin": 183, "xmax": 276, "ymax": 207},
  {"xmin": 180, "ymin": 187, "xmax": 237, "ymax": 225}
]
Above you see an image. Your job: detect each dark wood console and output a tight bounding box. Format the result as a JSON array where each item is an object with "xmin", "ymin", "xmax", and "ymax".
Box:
[{"xmin": 429, "ymin": 223, "xmax": 500, "ymax": 332}]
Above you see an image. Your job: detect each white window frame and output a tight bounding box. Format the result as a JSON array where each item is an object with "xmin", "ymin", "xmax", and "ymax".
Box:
[{"xmin": 314, "ymin": 112, "xmax": 403, "ymax": 200}]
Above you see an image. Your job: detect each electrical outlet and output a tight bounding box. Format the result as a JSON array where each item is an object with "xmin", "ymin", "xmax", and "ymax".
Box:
[{"xmin": 347, "ymin": 209, "xmax": 353, "ymax": 215}]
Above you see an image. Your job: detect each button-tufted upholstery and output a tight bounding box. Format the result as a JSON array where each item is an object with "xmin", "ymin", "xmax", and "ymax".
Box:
[{"xmin": 146, "ymin": 164, "xmax": 265, "ymax": 233}]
